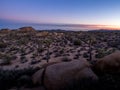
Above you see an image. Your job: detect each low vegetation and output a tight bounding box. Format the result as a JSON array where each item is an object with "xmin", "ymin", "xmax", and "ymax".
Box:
[{"xmin": 0, "ymin": 28, "xmax": 120, "ymax": 89}]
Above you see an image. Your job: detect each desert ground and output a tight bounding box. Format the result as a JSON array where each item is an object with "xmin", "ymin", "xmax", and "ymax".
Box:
[{"xmin": 0, "ymin": 27, "xmax": 120, "ymax": 90}]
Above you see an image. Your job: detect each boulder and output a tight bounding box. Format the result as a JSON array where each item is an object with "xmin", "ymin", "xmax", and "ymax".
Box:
[
  {"xmin": 32, "ymin": 62, "xmax": 58, "ymax": 85},
  {"xmin": 95, "ymin": 51, "xmax": 120, "ymax": 73},
  {"xmin": 32, "ymin": 68, "xmax": 44, "ymax": 85},
  {"xmin": 32, "ymin": 59, "xmax": 98, "ymax": 90}
]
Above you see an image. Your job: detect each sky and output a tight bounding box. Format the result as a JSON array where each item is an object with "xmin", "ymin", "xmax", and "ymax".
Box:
[{"xmin": 0, "ymin": 0, "xmax": 120, "ymax": 29}]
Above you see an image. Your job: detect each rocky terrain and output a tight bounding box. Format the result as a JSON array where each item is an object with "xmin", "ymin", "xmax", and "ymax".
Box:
[{"xmin": 0, "ymin": 27, "xmax": 120, "ymax": 90}]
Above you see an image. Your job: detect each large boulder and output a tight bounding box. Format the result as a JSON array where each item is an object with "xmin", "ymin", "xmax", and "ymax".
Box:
[
  {"xmin": 95, "ymin": 51, "xmax": 120, "ymax": 73},
  {"xmin": 32, "ymin": 62, "xmax": 59, "ymax": 85},
  {"xmin": 32, "ymin": 59, "xmax": 98, "ymax": 90}
]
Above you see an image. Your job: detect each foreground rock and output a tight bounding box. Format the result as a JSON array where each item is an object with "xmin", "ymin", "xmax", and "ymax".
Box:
[
  {"xmin": 95, "ymin": 51, "xmax": 120, "ymax": 73},
  {"xmin": 32, "ymin": 59, "xmax": 98, "ymax": 90}
]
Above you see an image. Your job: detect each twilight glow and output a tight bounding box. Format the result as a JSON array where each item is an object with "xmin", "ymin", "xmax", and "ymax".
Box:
[{"xmin": 0, "ymin": 0, "xmax": 120, "ymax": 30}]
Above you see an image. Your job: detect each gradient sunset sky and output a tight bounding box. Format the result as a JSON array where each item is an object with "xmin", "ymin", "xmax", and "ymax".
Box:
[{"xmin": 0, "ymin": 0, "xmax": 120, "ymax": 29}]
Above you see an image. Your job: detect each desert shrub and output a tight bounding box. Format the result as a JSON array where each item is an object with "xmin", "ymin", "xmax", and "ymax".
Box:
[
  {"xmin": 20, "ymin": 56, "xmax": 28, "ymax": 63},
  {"xmin": 77, "ymin": 49, "xmax": 81, "ymax": 52},
  {"xmin": 0, "ymin": 55, "xmax": 14, "ymax": 65},
  {"xmin": 61, "ymin": 57, "xmax": 71, "ymax": 62},
  {"xmin": 9, "ymin": 47, "xmax": 19, "ymax": 51},
  {"xmin": 53, "ymin": 50, "xmax": 58, "ymax": 53},
  {"xmin": 83, "ymin": 52, "xmax": 89, "ymax": 58},
  {"xmin": 95, "ymin": 53, "xmax": 105, "ymax": 58},
  {"xmin": 20, "ymin": 48, "xmax": 25, "ymax": 54},
  {"xmin": 95, "ymin": 49, "xmax": 115, "ymax": 58},
  {"xmin": 59, "ymin": 48, "xmax": 64, "ymax": 54},
  {"xmin": 20, "ymin": 59, "xmax": 28, "ymax": 63},
  {"xmin": 17, "ymin": 38, "xmax": 29, "ymax": 45},
  {"xmin": 30, "ymin": 59, "xmax": 41, "ymax": 65},
  {"xmin": 20, "ymin": 56, "xmax": 26, "ymax": 60},
  {"xmin": 107, "ymin": 40, "xmax": 120, "ymax": 48},
  {"xmin": 6, "ymin": 55, "xmax": 17, "ymax": 60},
  {"xmin": 95, "ymin": 48, "xmax": 106, "ymax": 58},
  {"xmin": 49, "ymin": 52, "xmax": 53, "ymax": 55},
  {"xmin": 73, "ymin": 54, "xmax": 79, "ymax": 59},
  {"xmin": 0, "ymin": 59, "xmax": 11, "ymax": 65},
  {"xmin": 54, "ymin": 53, "xmax": 61, "ymax": 57},
  {"xmin": 73, "ymin": 39, "xmax": 81, "ymax": 46},
  {"xmin": 0, "ymin": 42, "xmax": 7, "ymax": 48},
  {"xmin": 31, "ymin": 53, "xmax": 38, "ymax": 58},
  {"xmin": 106, "ymin": 49, "xmax": 116, "ymax": 55},
  {"xmin": 37, "ymin": 47, "xmax": 44, "ymax": 53}
]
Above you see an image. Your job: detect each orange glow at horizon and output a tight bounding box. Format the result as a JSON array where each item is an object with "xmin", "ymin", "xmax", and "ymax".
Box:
[{"xmin": 94, "ymin": 25, "xmax": 120, "ymax": 30}]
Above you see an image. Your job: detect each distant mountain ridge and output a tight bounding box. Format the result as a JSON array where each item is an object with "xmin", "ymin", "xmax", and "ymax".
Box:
[{"xmin": 89, "ymin": 29, "xmax": 120, "ymax": 32}]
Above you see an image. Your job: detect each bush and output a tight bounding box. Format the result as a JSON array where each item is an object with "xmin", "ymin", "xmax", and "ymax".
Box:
[
  {"xmin": 59, "ymin": 49, "xmax": 64, "ymax": 54},
  {"xmin": 0, "ymin": 55, "xmax": 13, "ymax": 65},
  {"xmin": 37, "ymin": 48, "xmax": 44, "ymax": 53},
  {"xmin": 0, "ymin": 59, "xmax": 11, "ymax": 65},
  {"xmin": 61, "ymin": 57, "xmax": 71, "ymax": 62},
  {"xmin": 0, "ymin": 42, "xmax": 7, "ymax": 48},
  {"xmin": 30, "ymin": 59, "xmax": 41, "ymax": 65},
  {"xmin": 73, "ymin": 39, "xmax": 81, "ymax": 46},
  {"xmin": 95, "ymin": 53, "xmax": 105, "ymax": 58},
  {"xmin": 73, "ymin": 54, "xmax": 79, "ymax": 59},
  {"xmin": 83, "ymin": 53, "xmax": 89, "ymax": 58},
  {"xmin": 95, "ymin": 49, "xmax": 115, "ymax": 59}
]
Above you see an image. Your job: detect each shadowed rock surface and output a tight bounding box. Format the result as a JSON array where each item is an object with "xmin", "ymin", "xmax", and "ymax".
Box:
[
  {"xmin": 95, "ymin": 51, "xmax": 120, "ymax": 73},
  {"xmin": 33, "ymin": 59, "xmax": 98, "ymax": 90}
]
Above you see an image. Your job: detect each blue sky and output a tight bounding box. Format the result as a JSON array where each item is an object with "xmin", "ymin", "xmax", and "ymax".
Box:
[{"xmin": 0, "ymin": 0, "xmax": 120, "ymax": 26}]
